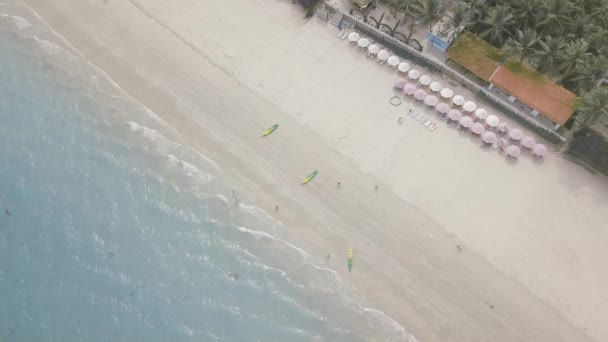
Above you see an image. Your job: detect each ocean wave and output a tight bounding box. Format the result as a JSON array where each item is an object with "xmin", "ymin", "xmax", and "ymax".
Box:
[{"xmin": 0, "ymin": 14, "xmax": 32, "ymax": 31}]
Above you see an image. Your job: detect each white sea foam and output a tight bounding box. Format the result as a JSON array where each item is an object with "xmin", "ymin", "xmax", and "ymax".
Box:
[
  {"xmin": 0, "ymin": 14, "xmax": 32, "ymax": 31},
  {"xmin": 237, "ymin": 226, "xmax": 275, "ymax": 240}
]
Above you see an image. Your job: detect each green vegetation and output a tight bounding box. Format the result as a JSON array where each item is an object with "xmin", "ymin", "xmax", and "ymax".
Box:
[{"xmin": 448, "ymin": 32, "xmax": 502, "ymax": 80}]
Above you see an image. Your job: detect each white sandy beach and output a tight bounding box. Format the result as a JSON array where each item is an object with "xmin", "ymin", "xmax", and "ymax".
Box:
[{"xmin": 16, "ymin": 0, "xmax": 608, "ymax": 340}]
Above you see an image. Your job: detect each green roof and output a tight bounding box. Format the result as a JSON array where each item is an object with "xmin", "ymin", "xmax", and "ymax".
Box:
[{"xmin": 448, "ymin": 32, "xmax": 503, "ymax": 81}]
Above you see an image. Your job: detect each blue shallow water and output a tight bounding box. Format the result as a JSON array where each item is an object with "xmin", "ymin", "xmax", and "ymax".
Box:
[{"xmin": 0, "ymin": 14, "xmax": 412, "ymax": 342}]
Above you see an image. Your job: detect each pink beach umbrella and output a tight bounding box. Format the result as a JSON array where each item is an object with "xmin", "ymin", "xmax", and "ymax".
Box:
[
  {"xmin": 398, "ymin": 62, "xmax": 410, "ymax": 73},
  {"xmin": 482, "ymin": 131, "xmax": 497, "ymax": 144},
  {"xmin": 485, "ymin": 114, "xmax": 500, "ymax": 128},
  {"xmin": 505, "ymin": 145, "xmax": 521, "ymax": 158},
  {"xmin": 403, "ymin": 83, "xmax": 417, "ymax": 96},
  {"xmin": 430, "ymin": 81, "xmax": 442, "ymax": 92},
  {"xmin": 448, "ymin": 109, "xmax": 463, "ymax": 121},
  {"xmin": 408, "ymin": 69, "xmax": 421, "ymax": 80},
  {"xmin": 419, "ymin": 75, "xmax": 432, "ymax": 86},
  {"xmin": 440, "ymin": 88, "xmax": 453, "ymax": 99},
  {"xmin": 533, "ymin": 144, "xmax": 547, "ymax": 158},
  {"xmin": 424, "ymin": 95, "xmax": 439, "ymax": 107},
  {"xmin": 452, "ymin": 95, "xmax": 465, "ymax": 106},
  {"xmin": 435, "ymin": 102, "xmax": 450, "ymax": 114},
  {"xmin": 509, "ymin": 128, "xmax": 524, "ymax": 141},
  {"xmin": 388, "ymin": 55, "xmax": 400, "ymax": 67},
  {"xmin": 414, "ymin": 89, "xmax": 428, "ymax": 101},
  {"xmin": 521, "ymin": 136, "xmax": 536, "ymax": 149},
  {"xmin": 497, "ymin": 122, "xmax": 509, "ymax": 133},
  {"xmin": 471, "ymin": 122, "xmax": 486, "ymax": 135},
  {"xmin": 463, "ymin": 100, "xmax": 477, "ymax": 113},
  {"xmin": 459, "ymin": 116, "xmax": 473, "ymax": 128},
  {"xmin": 394, "ymin": 78, "xmax": 407, "ymax": 90}
]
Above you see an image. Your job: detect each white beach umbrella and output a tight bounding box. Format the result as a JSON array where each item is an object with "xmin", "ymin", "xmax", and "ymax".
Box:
[
  {"xmin": 463, "ymin": 100, "xmax": 477, "ymax": 112},
  {"xmin": 448, "ymin": 109, "xmax": 463, "ymax": 121},
  {"xmin": 521, "ymin": 136, "xmax": 536, "ymax": 149},
  {"xmin": 509, "ymin": 128, "xmax": 524, "ymax": 141},
  {"xmin": 368, "ymin": 44, "xmax": 380, "ymax": 55},
  {"xmin": 387, "ymin": 55, "xmax": 400, "ymax": 67},
  {"xmin": 429, "ymin": 81, "xmax": 442, "ymax": 92},
  {"xmin": 471, "ymin": 122, "xmax": 486, "ymax": 135},
  {"xmin": 459, "ymin": 116, "xmax": 473, "ymax": 128},
  {"xmin": 435, "ymin": 102, "xmax": 450, "ymax": 114},
  {"xmin": 497, "ymin": 122, "xmax": 509, "ymax": 133},
  {"xmin": 440, "ymin": 88, "xmax": 453, "ymax": 99},
  {"xmin": 419, "ymin": 75, "xmax": 432, "ymax": 86},
  {"xmin": 377, "ymin": 50, "xmax": 389, "ymax": 61},
  {"xmin": 482, "ymin": 131, "xmax": 497, "ymax": 144},
  {"xmin": 348, "ymin": 32, "xmax": 360, "ymax": 43},
  {"xmin": 398, "ymin": 62, "xmax": 411, "ymax": 73},
  {"xmin": 475, "ymin": 108, "xmax": 488, "ymax": 120},
  {"xmin": 505, "ymin": 145, "xmax": 521, "ymax": 158},
  {"xmin": 485, "ymin": 114, "xmax": 500, "ymax": 127},
  {"xmin": 408, "ymin": 69, "xmax": 420, "ymax": 80},
  {"xmin": 357, "ymin": 38, "xmax": 370, "ymax": 48},
  {"xmin": 414, "ymin": 89, "xmax": 428, "ymax": 101},
  {"xmin": 424, "ymin": 95, "xmax": 439, "ymax": 107},
  {"xmin": 452, "ymin": 95, "xmax": 465, "ymax": 106},
  {"xmin": 533, "ymin": 144, "xmax": 547, "ymax": 157}
]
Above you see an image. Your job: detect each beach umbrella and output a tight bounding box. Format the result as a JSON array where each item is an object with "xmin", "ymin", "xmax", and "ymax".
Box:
[
  {"xmin": 448, "ymin": 109, "xmax": 463, "ymax": 121},
  {"xmin": 430, "ymin": 81, "xmax": 442, "ymax": 92},
  {"xmin": 348, "ymin": 32, "xmax": 360, "ymax": 43},
  {"xmin": 424, "ymin": 95, "xmax": 439, "ymax": 107},
  {"xmin": 368, "ymin": 44, "xmax": 380, "ymax": 55},
  {"xmin": 419, "ymin": 75, "xmax": 432, "ymax": 86},
  {"xmin": 408, "ymin": 69, "xmax": 420, "ymax": 80},
  {"xmin": 403, "ymin": 83, "xmax": 417, "ymax": 95},
  {"xmin": 505, "ymin": 145, "xmax": 521, "ymax": 158},
  {"xmin": 398, "ymin": 62, "xmax": 410, "ymax": 73},
  {"xmin": 475, "ymin": 108, "xmax": 488, "ymax": 120},
  {"xmin": 482, "ymin": 131, "xmax": 497, "ymax": 144},
  {"xmin": 414, "ymin": 89, "xmax": 428, "ymax": 101},
  {"xmin": 357, "ymin": 38, "xmax": 370, "ymax": 48},
  {"xmin": 440, "ymin": 88, "xmax": 453, "ymax": 99},
  {"xmin": 452, "ymin": 95, "xmax": 465, "ymax": 106},
  {"xmin": 435, "ymin": 102, "xmax": 450, "ymax": 113},
  {"xmin": 521, "ymin": 136, "xmax": 536, "ymax": 149},
  {"xmin": 485, "ymin": 114, "xmax": 500, "ymax": 127},
  {"xmin": 377, "ymin": 50, "xmax": 389, "ymax": 61},
  {"xmin": 463, "ymin": 100, "xmax": 477, "ymax": 112},
  {"xmin": 533, "ymin": 144, "xmax": 547, "ymax": 157},
  {"xmin": 393, "ymin": 78, "xmax": 407, "ymax": 90},
  {"xmin": 471, "ymin": 122, "xmax": 486, "ymax": 135},
  {"xmin": 387, "ymin": 55, "xmax": 399, "ymax": 67},
  {"xmin": 459, "ymin": 116, "xmax": 473, "ymax": 128},
  {"xmin": 509, "ymin": 128, "xmax": 524, "ymax": 141},
  {"xmin": 497, "ymin": 122, "xmax": 509, "ymax": 133}
]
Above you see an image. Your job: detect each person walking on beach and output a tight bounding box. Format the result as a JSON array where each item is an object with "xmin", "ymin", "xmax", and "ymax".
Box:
[
  {"xmin": 275, "ymin": 205, "xmax": 279, "ymax": 212},
  {"xmin": 337, "ymin": 181, "xmax": 341, "ymax": 189},
  {"xmin": 374, "ymin": 185, "xmax": 378, "ymax": 192}
]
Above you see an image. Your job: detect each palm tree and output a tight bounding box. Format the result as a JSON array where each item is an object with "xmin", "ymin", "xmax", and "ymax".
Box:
[
  {"xmin": 533, "ymin": 36, "xmax": 564, "ymax": 75},
  {"xmin": 511, "ymin": 0, "xmax": 544, "ymax": 30},
  {"xmin": 566, "ymin": 15, "xmax": 596, "ymax": 40},
  {"xmin": 411, "ymin": 0, "xmax": 446, "ymax": 30},
  {"xmin": 576, "ymin": 88, "xmax": 608, "ymax": 124},
  {"xmin": 447, "ymin": 4, "xmax": 471, "ymax": 41},
  {"xmin": 570, "ymin": 56, "xmax": 608, "ymax": 92},
  {"xmin": 479, "ymin": 5, "xmax": 515, "ymax": 46},
  {"xmin": 504, "ymin": 28, "xmax": 540, "ymax": 63},
  {"xmin": 557, "ymin": 40, "xmax": 592, "ymax": 77},
  {"xmin": 538, "ymin": 0, "xmax": 572, "ymax": 36},
  {"xmin": 589, "ymin": 26, "xmax": 608, "ymax": 55}
]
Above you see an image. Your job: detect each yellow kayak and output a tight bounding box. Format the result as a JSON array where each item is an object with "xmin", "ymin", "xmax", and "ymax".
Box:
[
  {"xmin": 262, "ymin": 124, "xmax": 279, "ymax": 137},
  {"xmin": 347, "ymin": 248, "xmax": 353, "ymax": 272},
  {"xmin": 301, "ymin": 170, "xmax": 318, "ymax": 185}
]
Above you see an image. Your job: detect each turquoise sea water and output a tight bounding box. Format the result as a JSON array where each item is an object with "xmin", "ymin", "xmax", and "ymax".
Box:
[{"xmin": 0, "ymin": 9, "xmax": 412, "ymax": 342}]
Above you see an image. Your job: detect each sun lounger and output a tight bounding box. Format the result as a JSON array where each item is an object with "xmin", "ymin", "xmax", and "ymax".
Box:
[
  {"xmin": 337, "ymin": 28, "xmax": 345, "ymax": 38},
  {"xmin": 340, "ymin": 31, "xmax": 349, "ymax": 40},
  {"xmin": 423, "ymin": 120, "xmax": 432, "ymax": 127},
  {"xmin": 415, "ymin": 113, "xmax": 424, "ymax": 121},
  {"xmin": 428, "ymin": 122, "xmax": 437, "ymax": 131},
  {"xmin": 408, "ymin": 110, "xmax": 417, "ymax": 117}
]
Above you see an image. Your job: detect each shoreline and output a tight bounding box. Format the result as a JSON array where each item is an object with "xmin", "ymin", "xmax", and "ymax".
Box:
[{"xmin": 15, "ymin": 0, "xmax": 608, "ymax": 340}]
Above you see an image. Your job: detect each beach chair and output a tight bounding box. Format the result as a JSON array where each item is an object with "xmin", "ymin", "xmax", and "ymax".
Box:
[
  {"xmin": 428, "ymin": 122, "xmax": 438, "ymax": 131},
  {"xmin": 423, "ymin": 120, "xmax": 432, "ymax": 127}
]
